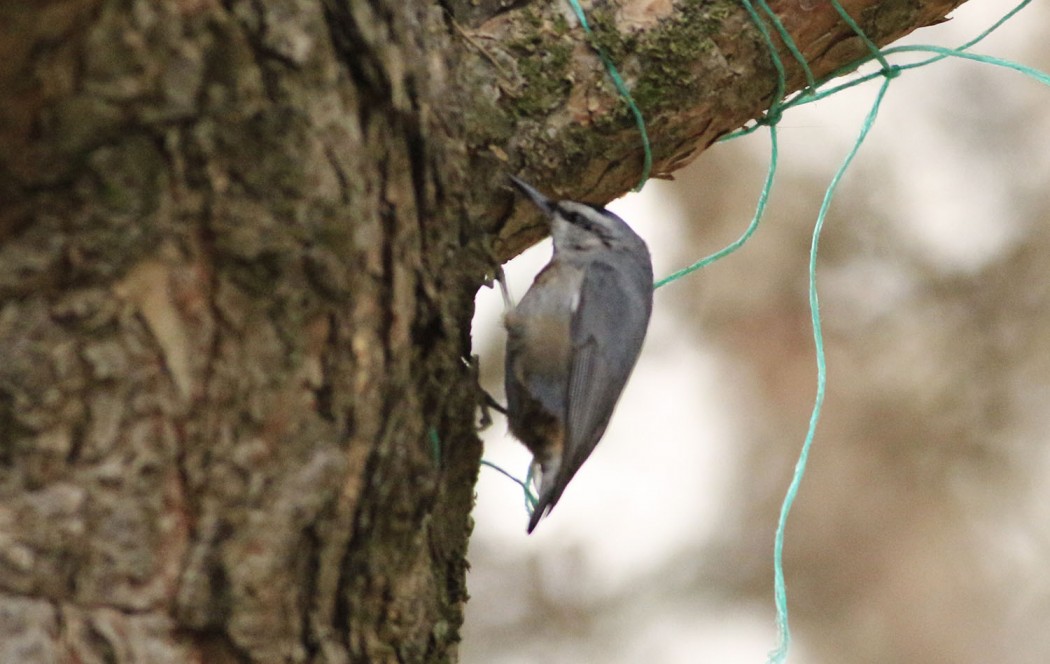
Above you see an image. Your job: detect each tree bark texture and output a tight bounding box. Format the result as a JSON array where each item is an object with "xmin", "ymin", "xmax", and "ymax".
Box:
[{"xmin": 0, "ymin": 0, "xmax": 968, "ymax": 662}]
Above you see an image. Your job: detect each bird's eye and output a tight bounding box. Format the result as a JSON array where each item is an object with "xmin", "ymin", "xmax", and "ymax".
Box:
[
  {"xmin": 570, "ymin": 212, "xmax": 595, "ymax": 231},
  {"xmin": 557, "ymin": 206, "xmax": 613, "ymax": 243}
]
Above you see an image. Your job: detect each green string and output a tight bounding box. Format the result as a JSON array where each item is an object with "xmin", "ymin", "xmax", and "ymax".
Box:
[
  {"xmin": 738, "ymin": 0, "xmax": 788, "ymax": 114},
  {"xmin": 744, "ymin": 0, "xmax": 1037, "ymax": 119},
  {"xmin": 653, "ymin": 124, "xmax": 778, "ymax": 289},
  {"xmin": 766, "ymin": 73, "xmax": 892, "ymax": 664},
  {"xmin": 481, "ymin": 460, "xmax": 539, "ymax": 511},
  {"xmin": 754, "ymin": 0, "xmax": 816, "ymax": 93},
  {"xmin": 428, "ymin": 426, "xmax": 441, "ymax": 465},
  {"xmin": 564, "ymin": 0, "xmax": 652, "ymax": 191},
  {"xmin": 830, "ymin": 1, "xmax": 892, "ymax": 71},
  {"xmin": 886, "ymin": 0, "xmax": 1031, "ymax": 66},
  {"xmin": 884, "ymin": 45, "xmax": 1050, "ymax": 87},
  {"xmin": 758, "ymin": 2, "xmax": 893, "ymax": 657}
]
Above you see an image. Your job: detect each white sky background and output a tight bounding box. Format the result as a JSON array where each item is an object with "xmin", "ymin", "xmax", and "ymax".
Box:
[{"xmin": 464, "ymin": 2, "xmax": 1046, "ymax": 662}]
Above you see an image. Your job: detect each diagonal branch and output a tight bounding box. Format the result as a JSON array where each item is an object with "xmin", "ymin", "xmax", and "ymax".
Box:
[{"xmin": 452, "ymin": 0, "xmax": 969, "ymax": 259}]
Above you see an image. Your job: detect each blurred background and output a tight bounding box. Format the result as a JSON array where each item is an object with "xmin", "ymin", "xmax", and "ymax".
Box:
[{"xmin": 464, "ymin": 2, "xmax": 1050, "ymax": 662}]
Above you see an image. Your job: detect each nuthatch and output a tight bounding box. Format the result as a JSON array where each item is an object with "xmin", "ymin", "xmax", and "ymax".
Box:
[{"xmin": 504, "ymin": 175, "xmax": 653, "ymax": 533}]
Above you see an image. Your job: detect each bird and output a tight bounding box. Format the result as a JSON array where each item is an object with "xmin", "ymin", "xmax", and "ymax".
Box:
[{"xmin": 503, "ymin": 175, "xmax": 653, "ymax": 532}]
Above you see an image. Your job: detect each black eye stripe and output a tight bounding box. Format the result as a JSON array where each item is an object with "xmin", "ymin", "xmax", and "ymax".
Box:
[
  {"xmin": 566, "ymin": 210, "xmax": 597, "ymax": 231},
  {"xmin": 555, "ymin": 205, "xmax": 617, "ymax": 244}
]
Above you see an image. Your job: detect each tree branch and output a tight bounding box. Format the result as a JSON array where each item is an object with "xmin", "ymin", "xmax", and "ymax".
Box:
[{"xmin": 452, "ymin": 0, "xmax": 969, "ymax": 259}]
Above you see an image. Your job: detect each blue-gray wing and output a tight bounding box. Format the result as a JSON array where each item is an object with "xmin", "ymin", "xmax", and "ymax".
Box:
[{"xmin": 539, "ymin": 258, "xmax": 653, "ymax": 513}]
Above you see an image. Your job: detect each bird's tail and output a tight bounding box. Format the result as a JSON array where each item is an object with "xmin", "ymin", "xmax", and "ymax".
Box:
[{"xmin": 526, "ymin": 457, "xmax": 561, "ymax": 533}]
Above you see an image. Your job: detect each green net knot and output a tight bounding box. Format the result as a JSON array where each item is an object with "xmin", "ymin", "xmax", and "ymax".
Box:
[
  {"xmin": 881, "ymin": 64, "xmax": 903, "ymax": 80},
  {"xmin": 760, "ymin": 105, "xmax": 784, "ymax": 127}
]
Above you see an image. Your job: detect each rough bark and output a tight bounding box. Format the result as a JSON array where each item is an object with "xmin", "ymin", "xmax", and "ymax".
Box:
[
  {"xmin": 0, "ymin": 0, "xmax": 969, "ymax": 662},
  {"xmin": 460, "ymin": 0, "xmax": 968, "ymax": 258}
]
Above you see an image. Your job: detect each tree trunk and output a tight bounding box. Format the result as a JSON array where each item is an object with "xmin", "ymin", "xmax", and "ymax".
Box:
[{"xmin": 0, "ymin": 0, "xmax": 968, "ymax": 661}]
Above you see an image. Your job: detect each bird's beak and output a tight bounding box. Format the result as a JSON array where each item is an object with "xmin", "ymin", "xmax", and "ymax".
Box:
[{"xmin": 508, "ymin": 175, "xmax": 553, "ymax": 216}]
